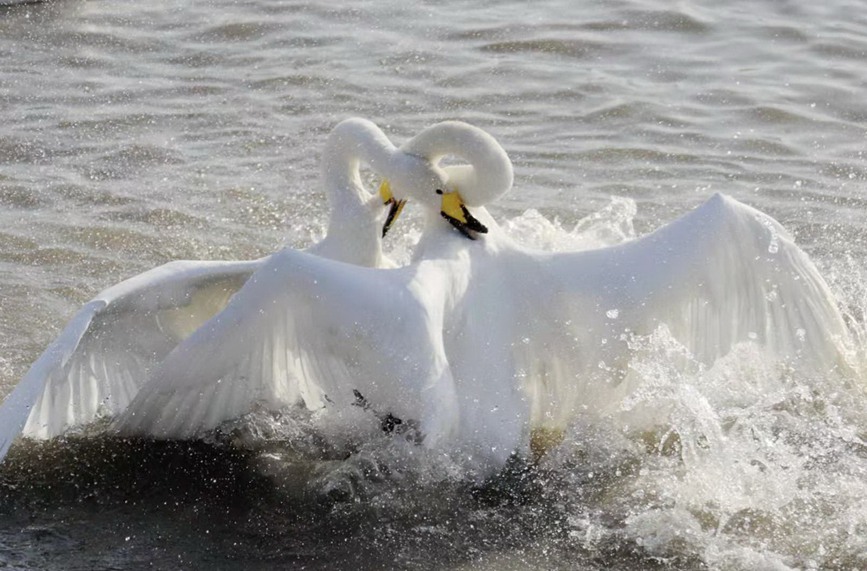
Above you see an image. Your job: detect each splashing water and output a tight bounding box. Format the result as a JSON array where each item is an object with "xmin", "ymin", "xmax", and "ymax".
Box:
[{"xmin": 2, "ymin": 199, "xmax": 866, "ymax": 570}]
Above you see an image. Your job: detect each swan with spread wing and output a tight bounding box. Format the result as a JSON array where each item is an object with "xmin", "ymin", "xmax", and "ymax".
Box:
[
  {"xmin": 117, "ymin": 120, "xmax": 855, "ymax": 478},
  {"xmin": 399, "ymin": 122, "xmax": 855, "ymax": 471},
  {"xmin": 0, "ymin": 118, "xmax": 406, "ymax": 462}
]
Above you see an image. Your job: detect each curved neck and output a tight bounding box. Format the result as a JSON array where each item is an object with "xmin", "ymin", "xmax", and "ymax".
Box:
[
  {"xmin": 401, "ymin": 121, "xmax": 513, "ymax": 207},
  {"xmin": 321, "ymin": 118, "xmax": 397, "ymax": 212},
  {"xmin": 315, "ymin": 118, "xmax": 396, "ymax": 266}
]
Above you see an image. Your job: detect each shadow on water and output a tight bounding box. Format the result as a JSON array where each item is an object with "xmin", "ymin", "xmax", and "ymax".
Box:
[
  {"xmin": 0, "ymin": 0, "xmax": 77, "ymax": 23},
  {"xmin": 0, "ymin": 436, "xmax": 267, "ymax": 511},
  {"xmin": 0, "ymin": 0, "xmax": 54, "ymax": 10},
  {"xmin": 0, "ymin": 434, "xmax": 693, "ymax": 570},
  {"xmin": 0, "ymin": 436, "xmax": 273, "ymax": 569}
]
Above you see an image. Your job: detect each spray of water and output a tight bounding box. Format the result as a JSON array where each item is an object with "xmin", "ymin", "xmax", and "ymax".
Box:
[{"xmin": 2, "ymin": 197, "xmax": 865, "ymax": 569}]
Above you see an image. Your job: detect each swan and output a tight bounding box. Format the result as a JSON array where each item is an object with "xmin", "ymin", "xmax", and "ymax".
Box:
[
  {"xmin": 115, "ymin": 120, "xmax": 855, "ymax": 478},
  {"xmin": 412, "ymin": 123, "xmax": 855, "ymax": 465},
  {"xmin": 110, "ymin": 118, "xmax": 459, "ymax": 438},
  {"xmin": 112, "ymin": 121, "xmax": 515, "ymax": 443},
  {"xmin": 0, "ymin": 117, "xmax": 407, "ymax": 462},
  {"xmin": 394, "ymin": 121, "xmax": 855, "ymax": 468}
]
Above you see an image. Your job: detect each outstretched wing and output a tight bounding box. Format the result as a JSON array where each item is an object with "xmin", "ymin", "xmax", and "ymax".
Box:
[
  {"xmin": 115, "ymin": 249, "xmax": 457, "ymax": 444},
  {"xmin": 0, "ymin": 259, "xmax": 263, "ymax": 459},
  {"xmin": 549, "ymin": 193, "xmax": 853, "ymax": 370}
]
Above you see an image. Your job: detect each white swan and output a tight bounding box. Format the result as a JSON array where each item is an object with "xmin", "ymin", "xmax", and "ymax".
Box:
[
  {"xmin": 110, "ymin": 123, "xmax": 513, "ymax": 441},
  {"xmin": 0, "ymin": 117, "xmax": 406, "ymax": 462},
  {"xmin": 433, "ymin": 124, "xmax": 855, "ymax": 462},
  {"xmin": 396, "ymin": 122, "xmax": 854, "ymax": 469},
  {"xmin": 116, "ymin": 120, "xmax": 854, "ymax": 478}
]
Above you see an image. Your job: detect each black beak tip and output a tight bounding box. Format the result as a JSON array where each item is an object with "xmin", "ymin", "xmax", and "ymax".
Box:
[{"xmin": 382, "ymin": 199, "xmax": 405, "ymax": 238}]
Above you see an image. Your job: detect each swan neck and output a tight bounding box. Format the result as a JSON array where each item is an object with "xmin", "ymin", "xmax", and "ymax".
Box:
[
  {"xmin": 401, "ymin": 121, "xmax": 513, "ymax": 207},
  {"xmin": 315, "ymin": 119, "xmax": 396, "ymax": 266},
  {"xmin": 321, "ymin": 118, "xmax": 397, "ymax": 210}
]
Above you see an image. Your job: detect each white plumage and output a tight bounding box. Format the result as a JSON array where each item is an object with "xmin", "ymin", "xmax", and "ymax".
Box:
[
  {"xmin": 0, "ymin": 117, "xmax": 404, "ymax": 461},
  {"xmin": 115, "ymin": 121, "xmax": 855, "ymax": 478},
  {"xmin": 0, "ymin": 117, "xmax": 853, "ymax": 479}
]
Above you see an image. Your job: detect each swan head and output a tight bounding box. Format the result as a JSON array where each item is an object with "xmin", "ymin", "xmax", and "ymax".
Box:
[{"xmin": 381, "ymin": 121, "xmax": 514, "ymax": 239}]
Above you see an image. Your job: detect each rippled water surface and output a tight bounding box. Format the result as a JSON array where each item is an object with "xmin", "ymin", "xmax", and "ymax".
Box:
[{"xmin": 2, "ymin": 0, "xmax": 867, "ymax": 569}]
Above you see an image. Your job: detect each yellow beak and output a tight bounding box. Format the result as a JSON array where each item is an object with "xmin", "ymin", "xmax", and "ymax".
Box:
[
  {"xmin": 439, "ymin": 189, "xmax": 488, "ymax": 240},
  {"xmin": 379, "ymin": 180, "xmax": 407, "ymax": 238}
]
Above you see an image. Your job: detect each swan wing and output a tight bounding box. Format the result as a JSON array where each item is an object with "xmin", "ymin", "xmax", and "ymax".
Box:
[
  {"xmin": 0, "ymin": 259, "xmax": 262, "ymax": 459},
  {"xmin": 549, "ymin": 193, "xmax": 852, "ymax": 370},
  {"xmin": 115, "ymin": 250, "xmax": 458, "ymax": 443}
]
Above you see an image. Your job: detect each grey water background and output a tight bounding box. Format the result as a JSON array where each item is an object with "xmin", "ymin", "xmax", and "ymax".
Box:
[{"xmin": 1, "ymin": 0, "xmax": 867, "ymax": 569}]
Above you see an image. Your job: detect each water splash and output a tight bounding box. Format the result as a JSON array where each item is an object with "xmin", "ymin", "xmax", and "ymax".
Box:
[
  {"xmin": 502, "ymin": 196, "xmax": 637, "ymax": 252},
  {"xmin": 2, "ymin": 201, "xmax": 866, "ymax": 570}
]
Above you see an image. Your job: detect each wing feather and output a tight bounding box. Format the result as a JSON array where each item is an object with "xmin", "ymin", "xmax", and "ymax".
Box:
[
  {"xmin": 548, "ymin": 193, "xmax": 853, "ymax": 370},
  {"xmin": 115, "ymin": 249, "xmax": 456, "ymax": 441},
  {"xmin": 0, "ymin": 259, "xmax": 263, "ymax": 460},
  {"xmin": 499, "ymin": 194, "xmax": 855, "ymax": 433}
]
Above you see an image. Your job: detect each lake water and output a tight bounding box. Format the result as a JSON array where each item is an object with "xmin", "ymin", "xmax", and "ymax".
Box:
[{"xmin": 1, "ymin": 0, "xmax": 867, "ymax": 569}]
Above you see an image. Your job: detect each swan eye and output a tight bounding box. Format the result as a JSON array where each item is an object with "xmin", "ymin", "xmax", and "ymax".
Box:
[{"xmin": 435, "ymin": 189, "xmax": 443, "ymax": 195}]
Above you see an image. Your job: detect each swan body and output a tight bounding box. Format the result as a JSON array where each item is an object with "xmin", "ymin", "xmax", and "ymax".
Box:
[
  {"xmin": 414, "ymin": 194, "xmax": 853, "ymax": 459},
  {"xmin": 110, "ymin": 121, "xmax": 513, "ymax": 443},
  {"xmin": 112, "ymin": 119, "xmax": 851, "ymax": 478},
  {"xmin": 392, "ymin": 121, "xmax": 853, "ymax": 471},
  {"xmin": 0, "ymin": 117, "xmax": 401, "ymax": 462},
  {"xmin": 112, "ymin": 119, "xmax": 444, "ymax": 438}
]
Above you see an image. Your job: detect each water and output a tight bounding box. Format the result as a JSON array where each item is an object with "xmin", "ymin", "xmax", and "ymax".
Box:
[{"xmin": 1, "ymin": 0, "xmax": 867, "ymax": 568}]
